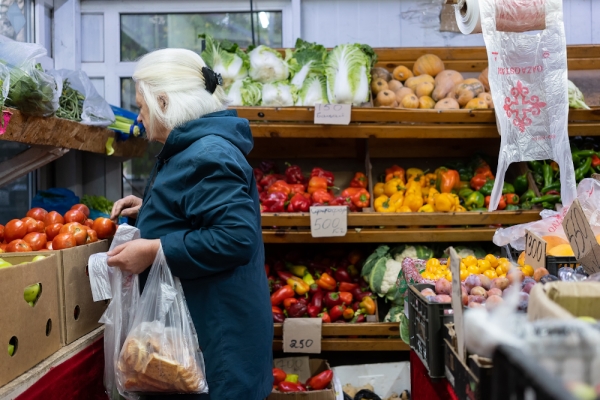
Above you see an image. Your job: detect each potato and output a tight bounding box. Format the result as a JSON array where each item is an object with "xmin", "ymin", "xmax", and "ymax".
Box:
[
  {"xmin": 421, "ymin": 288, "xmax": 436, "ymax": 297},
  {"xmin": 435, "ymin": 278, "xmax": 452, "ymax": 295},
  {"xmin": 470, "ymin": 286, "xmax": 487, "ymax": 298},
  {"xmin": 488, "ymin": 288, "xmax": 503, "ymax": 297},
  {"xmin": 464, "ymin": 275, "xmax": 482, "ymax": 292},
  {"xmin": 478, "ymin": 274, "xmax": 492, "ymax": 290},
  {"xmin": 490, "ymin": 277, "xmax": 509, "ymax": 291},
  {"xmin": 486, "ymin": 295, "xmax": 504, "ymax": 310}
]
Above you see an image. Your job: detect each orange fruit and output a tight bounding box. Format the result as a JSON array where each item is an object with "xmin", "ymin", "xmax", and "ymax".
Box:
[
  {"xmin": 541, "ymin": 235, "xmax": 569, "ymax": 250},
  {"xmin": 483, "ymin": 269, "xmax": 498, "ymax": 280},
  {"xmin": 517, "ymin": 251, "xmax": 525, "ymax": 266}
]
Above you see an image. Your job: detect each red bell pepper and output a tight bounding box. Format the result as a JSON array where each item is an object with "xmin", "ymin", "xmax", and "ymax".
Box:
[
  {"xmin": 312, "ymin": 189, "xmax": 333, "ymax": 205},
  {"xmin": 311, "ymin": 167, "xmax": 335, "ymax": 186},
  {"xmin": 259, "ymin": 174, "xmax": 279, "ymax": 189},
  {"xmin": 278, "ymin": 381, "xmax": 306, "ymax": 393},
  {"xmin": 256, "ymin": 182, "xmax": 263, "ymax": 193},
  {"xmin": 297, "ymin": 297, "xmax": 308, "ymax": 306},
  {"xmin": 272, "ymin": 306, "xmax": 283, "ymax": 314},
  {"xmin": 334, "ymin": 267, "xmax": 351, "ymax": 283},
  {"xmin": 253, "ymin": 168, "xmax": 264, "ymax": 182},
  {"xmin": 310, "ymin": 290, "xmax": 323, "ymax": 309},
  {"xmin": 268, "ymin": 180, "xmax": 292, "ymax": 196},
  {"xmin": 289, "ymin": 184, "xmax": 306, "ymax": 196},
  {"xmin": 351, "ymin": 189, "xmax": 370, "ymax": 209},
  {"xmin": 316, "ymin": 273, "xmax": 336, "ymax": 291},
  {"xmin": 340, "ymin": 187, "xmax": 361, "ymax": 198},
  {"xmin": 259, "ymin": 160, "xmax": 278, "ymax": 174},
  {"xmin": 259, "ymin": 191, "xmax": 270, "ymax": 203},
  {"xmin": 309, "ymin": 283, "xmax": 322, "ymax": 296},
  {"xmin": 271, "ymin": 279, "xmax": 284, "ymax": 293},
  {"xmin": 339, "ymin": 291, "xmax": 353, "ymax": 305},
  {"xmin": 307, "ymin": 370, "xmax": 334, "ymax": 391},
  {"xmin": 262, "ymin": 192, "xmax": 287, "ymax": 212},
  {"xmin": 352, "ymin": 301, "xmax": 360, "ymax": 311},
  {"xmin": 324, "ymin": 292, "xmax": 343, "ymax": 309},
  {"xmin": 285, "ymin": 163, "xmax": 305, "ymax": 184},
  {"xmin": 329, "ymin": 305, "xmax": 346, "ymax": 322},
  {"xmin": 273, "ymin": 368, "xmax": 287, "ymax": 385},
  {"xmin": 288, "ymin": 193, "xmax": 311, "ymax": 213},
  {"xmin": 273, "ymin": 312, "xmax": 285, "ymax": 323},
  {"xmin": 307, "ymin": 305, "xmax": 321, "ymax": 318},
  {"xmin": 320, "ymin": 311, "xmax": 331, "ymax": 323},
  {"xmin": 287, "ymin": 302, "xmax": 307, "ymax": 318},
  {"xmin": 485, "ymin": 195, "xmax": 506, "ymax": 210},
  {"xmin": 343, "ymin": 307, "xmax": 355, "ymax": 320},
  {"xmin": 283, "ymin": 297, "xmax": 298, "ymax": 311},
  {"xmin": 592, "ymin": 154, "xmax": 600, "ymax": 168},
  {"xmin": 350, "ymin": 172, "xmax": 368, "ymax": 189},
  {"xmin": 277, "ymin": 270, "xmax": 294, "ymax": 281},
  {"xmin": 265, "ymin": 263, "xmax": 270, "ymax": 276},
  {"xmin": 330, "ymin": 196, "xmax": 358, "ymax": 211},
  {"xmin": 308, "ymin": 176, "xmax": 328, "ymax": 194},
  {"xmin": 347, "ymin": 250, "xmax": 362, "ymax": 266},
  {"xmin": 470, "ymin": 174, "xmax": 488, "ymax": 191},
  {"xmin": 351, "ymin": 314, "xmax": 366, "ymax": 323},
  {"xmin": 339, "ymin": 282, "xmax": 359, "ymax": 293},
  {"xmin": 271, "ymin": 285, "xmax": 295, "ymax": 306}
]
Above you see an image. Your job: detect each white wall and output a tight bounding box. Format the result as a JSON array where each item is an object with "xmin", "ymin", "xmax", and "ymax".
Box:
[{"xmin": 301, "ymin": 0, "xmax": 600, "ymax": 47}]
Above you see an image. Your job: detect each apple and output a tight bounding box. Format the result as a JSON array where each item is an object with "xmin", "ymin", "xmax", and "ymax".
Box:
[
  {"xmin": 32, "ymin": 255, "xmax": 46, "ymax": 262},
  {"xmin": 0, "ymin": 261, "xmax": 12, "ymax": 268},
  {"xmin": 24, "ymin": 283, "xmax": 41, "ymax": 304}
]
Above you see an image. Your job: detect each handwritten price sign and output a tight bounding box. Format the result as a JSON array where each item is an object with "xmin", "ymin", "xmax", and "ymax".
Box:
[
  {"xmin": 310, "ymin": 206, "xmax": 348, "ymax": 237},
  {"xmin": 525, "ymin": 229, "xmax": 547, "ymax": 270},
  {"xmin": 273, "ymin": 356, "xmax": 312, "ymax": 383},
  {"xmin": 313, "ymin": 104, "xmax": 352, "ymax": 125},
  {"xmin": 562, "ymin": 199, "xmax": 600, "ymax": 275},
  {"xmin": 282, "ymin": 318, "xmax": 322, "ymax": 354}
]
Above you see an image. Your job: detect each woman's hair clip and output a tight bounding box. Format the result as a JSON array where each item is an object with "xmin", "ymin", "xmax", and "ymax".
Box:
[{"xmin": 201, "ymin": 66, "xmax": 223, "ymax": 94}]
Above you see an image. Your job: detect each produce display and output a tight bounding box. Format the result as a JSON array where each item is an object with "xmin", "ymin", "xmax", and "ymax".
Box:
[
  {"xmin": 272, "ymin": 368, "xmax": 333, "ymax": 393},
  {"xmin": 0, "ymin": 204, "xmax": 116, "ymax": 252},
  {"xmin": 54, "ymin": 79, "xmax": 85, "ymax": 121},
  {"xmin": 373, "ymin": 157, "xmax": 530, "ymax": 213},
  {"xmin": 256, "ymin": 161, "xmax": 370, "ymax": 212}
]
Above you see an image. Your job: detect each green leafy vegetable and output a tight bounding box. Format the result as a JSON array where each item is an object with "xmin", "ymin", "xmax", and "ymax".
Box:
[
  {"xmin": 288, "ymin": 39, "xmax": 327, "ymax": 88},
  {"xmin": 325, "ymin": 44, "xmax": 374, "ymax": 105},
  {"xmin": 248, "ymin": 45, "xmax": 290, "ymax": 83},
  {"xmin": 227, "ymin": 78, "xmax": 262, "ymax": 106},
  {"xmin": 296, "ymin": 74, "xmax": 328, "ymax": 106},
  {"xmin": 200, "ymin": 34, "xmax": 250, "ymax": 88},
  {"xmin": 568, "ymin": 80, "xmax": 590, "ymax": 110},
  {"xmin": 55, "ymin": 79, "xmax": 85, "ymax": 121},
  {"xmin": 261, "ymin": 81, "xmax": 297, "ymax": 106},
  {"xmin": 81, "ymin": 195, "xmax": 114, "ymax": 215},
  {"xmin": 3, "ymin": 62, "xmax": 57, "ymax": 116}
]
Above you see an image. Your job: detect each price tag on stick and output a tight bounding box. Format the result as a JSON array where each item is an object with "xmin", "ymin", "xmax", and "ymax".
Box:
[
  {"xmin": 310, "ymin": 206, "xmax": 348, "ymax": 237},
  {"xmin": 283, "ymin": 318, "xmax": 322, "ymax": 354},
  {"xmin": 562, "ymin": 199, "xmax": 600, "ymax": 275},
  {"xmin": 314, "ymin": 104, "xmax": 352, "ymax": 125},
  {"xmin": 525, "ymin": 229, "xmax": 547, "ymax": 270}
]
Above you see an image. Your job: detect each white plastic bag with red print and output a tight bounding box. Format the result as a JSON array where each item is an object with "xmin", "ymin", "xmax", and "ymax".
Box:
[{"xmin": 479, "ymin": 0, "xmax": 577, "ymax": 210}]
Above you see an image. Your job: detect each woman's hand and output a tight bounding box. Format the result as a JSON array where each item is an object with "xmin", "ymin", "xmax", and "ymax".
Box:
[
  {"xmin": 110, "ymin": 195, "xmax": 142, "ymax": 223},
  {"xmin": 107, "ymin": 239, "xmax": 160, "ymax": 275}
]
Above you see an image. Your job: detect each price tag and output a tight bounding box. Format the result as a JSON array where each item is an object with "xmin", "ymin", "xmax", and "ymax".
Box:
[
  {"xmin": 310, "ymin": 206, "xmax": 347, "ymax": 237},
  {"xmin": 314, "ymin": 104, "xmax": 352, "ymax": 125},
  {"xmin": 273, "ymin": 356, "xmax": 312, "ymax": 383},
  {"xmin": 448, "ymin": 247, "xmax": 465, "ymax": 361},
  {"xmin": 525, "ymin": 229, "xmax": 547, "ymax": 270},
  {"xmin": 282, "ymin": 318, "xmax": 322, "ymax": 354},
  {"xmin": 562, "ymin": 199, "xmax": 600, "ymax": 275}
]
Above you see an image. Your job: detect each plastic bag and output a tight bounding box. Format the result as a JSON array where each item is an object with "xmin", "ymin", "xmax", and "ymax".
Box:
[
  {"xmin": 31, "ymin": 188, "xmax": 80, "ymax": 216},
  {"xmin": 116, "ymin": 245, "xmax": 208, "ymax": 397},
  {"xmin": 0, "ymin": 63, "xmax": 9, "ymax": 108},
  {"xmin": 479, "ymin": 0, "xmax": 577, "ymax": 211},
  {"xmin": 88, "ymin": 224, "xmax": 141, "ymax": 400},
  {"xmin": 0, "ymin": 35, "xmax": 59, "ymax": 117},
  {"xmin": 48, "ymin": 69, "xmax": 115, "ymax": 126}
]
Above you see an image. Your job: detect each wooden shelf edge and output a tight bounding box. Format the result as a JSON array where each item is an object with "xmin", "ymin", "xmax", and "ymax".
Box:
[
  {"xmin": 273, "ymin": 322, "xmax": 400, "ymax": 337},
  {"xmin": 273, "ymin": 339, "xmax": 409, "ymax": 352}
]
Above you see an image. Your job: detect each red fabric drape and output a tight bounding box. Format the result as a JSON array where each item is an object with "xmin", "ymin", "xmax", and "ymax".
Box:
[{"xmin": 410, "ymin": 350, "xmax": 458, "ymax": 400}]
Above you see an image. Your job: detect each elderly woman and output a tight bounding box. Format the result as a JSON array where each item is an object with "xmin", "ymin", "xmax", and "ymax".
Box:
[{"xmin": 107, "ymin": 48, "xmax": 273, "ymax": 399}]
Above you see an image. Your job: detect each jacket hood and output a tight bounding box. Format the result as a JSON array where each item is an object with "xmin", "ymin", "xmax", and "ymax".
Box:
[{"xmin": 159, "ymin": 109, "xmax": 253, "ymax": 159}]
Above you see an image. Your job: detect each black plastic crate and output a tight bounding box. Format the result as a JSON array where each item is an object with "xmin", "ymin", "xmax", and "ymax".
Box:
[
  {"xmin": 546, "ymin": 256, "xmax": 579, "ymax": 276},
  {"xmin": 491, "ymin": 345, "xmax": 577, "ymax": 400},
  {"xmin": 408, "ymin": 283, "xmax": 453, "ymax": 378},
  {"xmin": 500, "ymin": 245, "xmax": 520, "ymax": 262}
]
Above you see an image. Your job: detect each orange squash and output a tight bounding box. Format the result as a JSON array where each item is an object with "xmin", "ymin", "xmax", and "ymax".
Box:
[
  {"xmin": 434, "ymin": 98, "xmax": 460, "ymax": 110},
  {"xmin": 371, "ymin": 78, "xmax": 389, "ymax": 95},
  {"xmin": 375, "ymin": 90, "xmax": 397, "ymax": 107},
  {"xmin": 479, "ymin": 67, "xmax": 490, "ymax": 92},
  {"xmin": 387, "ymin": 80, "xmax": 403, "ymax": 92},
  {"xmin": 371, "ymin": 67, "xmax": 392, "ymax": 82},
  {"xmin": 413, "ymin": 54, "xmax": 445, "ymax": 77},
  {"xmin": 465, "ymin": 98, "xmax": 488, "ymax": 109},
  {"xmin": 401, "ymin": 94, "xmax": 420, "ymax": 109},
  {"xmin": 416, "ymin": 82, "xmax": 434, "ymax": 97},
  {"xmin": 432, "ymin": 70, "xmax": 464, "ymax": 101},
  {"xmin": 418, "ymin": 96, "xmax": 436, "ymax": 109},
  {"xmin": 405, "ymin": 74, "xmax": 435, "ymax": 91},
  {"xmin": 478, "ymin": 92, "xmax": 494, "ymax": 108},
  {"xmin": 392, "ymin": 65, "xmax": 414, "ymax": 82},
  {"xmin": 394, "ymin": 87, "xmax": 415, "ymax": 104},
  {"xmin": 454, "ymin": 79, "xmax": 485, "ymax": 107}
]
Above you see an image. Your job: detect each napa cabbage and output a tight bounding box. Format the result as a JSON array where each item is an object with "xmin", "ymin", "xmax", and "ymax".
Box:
[
  {"xmin": 568, "ymin": 79, "xmax": 590, "ymax": 110},
  {"xmin": 261, "ymin": 81, "xmax": 297, "ymax": 106},
  {"xmin": 325, "ymin": 43, "xmax": 376, "ymax": 105},
  {"xmin": 295, "ymin": 74, "xmax": 328, "ymax": 106},
  {"xmin": 227, "ymin": 78, "xmax": 262, "ymax": 106},
  {"xmin": 200, "ymin": 34, "xmax": 249, "ymax": 88},
  {"xmin": 248, "ymin": 45, "xmax": 290, "ymax": 83},
  {"xmin": 288, "ymin": 39, "xmax": 327, "ymax": 88}
]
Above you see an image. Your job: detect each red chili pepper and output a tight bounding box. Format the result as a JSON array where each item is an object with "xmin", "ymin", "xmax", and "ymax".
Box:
[
  {"xmin": 329, "ymin": 305, "xmax": 346, "ymax": 322},
  {"xmin": 339, "ymin": 282, "xmax": 359, "ymax": 293},
  {"xmin": 324, "ymin": 292, "xmax": 343, "ymax": 309},
  {"xmin": 285, "ymin": 163, "xmax": 305, "ymax": 184},
  {"xmin": 320, "ymin": 311, "xmax": 331, "ymax": 323},
  {"xmin": 334, "ymin": 267, "xmax": 352, "ymax": 283},
  {"xmin": 351, "ymin": 188, "xmax": 370, "ymax": 209},
  {"xmin": 268, "ymin": 180, "xmax": 292, "ymax": 196},
  {"xmin": 339, "ymin": 291, "xmax": 353, "ymax": 305},
  {"xmin": 273, "ymin": 368, "xmax": 287, "ymax": 385},
  {"xmin": 278, "ymin": 381, "xmax": 306, "ymax": 392},
  {"xmin": 311, "ymin": 167, "xmax": 335, "ymax": 186},
  {"xmin": 262, "ymin": 192, "xmax": 287, "ymax": 212},
  {"xmin": 316, "ymin": 273, "xmax": 337, "ymax": 291},
  {"xmin": 271, "ymin": 285, "xmax": 295, "ymax": 306},
  {"xmin": 350, "ymin": 172, "xmax": 368, "ymax": 189},
  {"xmin": 312, "ymin": 189, "xmax": 333, "ymax": 205},
  {"xmin": 288, "ymin": 192, "xmax": 311, "ymax": 213},
  {"xmin": 307, "ymin": 370, "xmax": 333, "ymax": 390},
  {"xmin": 307, "ymin": 305, "xmax": 321, "ymax": 318}
]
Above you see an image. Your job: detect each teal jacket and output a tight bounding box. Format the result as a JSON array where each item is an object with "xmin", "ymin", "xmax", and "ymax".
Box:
[{"xmin": 135, "ymin": 110, "xmax": 273, "ymax": 400}]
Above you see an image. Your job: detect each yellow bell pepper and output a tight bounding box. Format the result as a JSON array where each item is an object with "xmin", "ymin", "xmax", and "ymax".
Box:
[
  {"xmin": 373, "ymin": 182, "xmax": 385, "ymax": 198},
  {"xmin": 406, "ymin": 168, "xmax": 424, "ymax": 180},
  {"xmin": 425, "ymin": 187, "xmax": 439, "ymax": 206},
  {"xmin": 450, "ymin": 193, "xmax": 460, "ymax": 210},
  {"xmin": 384, "ymin": 178, "xmax": 405, "ymax": 197},
  {"xmin": 389, "ymin": 192, "xmax": 404, "ymax": 209},
  {"xmin": 434, "ymin": 192, "xmax": 455, "ymax": 212},
  {"xmin": 424, "ymin": 173, "xmax": 437, "ymax": 188},
  {"xmin": 396, "ymin": 205, "xmax": 412, "ymax": 213},
  {"xmin": 455, "ymin": 205, "xmax": 467, "ymax": 212},
  {"xmin": 418, "ymin": 204, "xmax": 435, "ymax": 212},
  {"xmin": 404, "ymin": 193, "xmax": 423, "ymax": 212},
  {"xmin": 374, "ymin": 195, "xmax": 396, "ymax": 212}
]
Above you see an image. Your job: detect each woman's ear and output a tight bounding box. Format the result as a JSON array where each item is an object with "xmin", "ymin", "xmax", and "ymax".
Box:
[{"xmin": 158, "ymin": 95, "xmax": 168, "ymax": 112}]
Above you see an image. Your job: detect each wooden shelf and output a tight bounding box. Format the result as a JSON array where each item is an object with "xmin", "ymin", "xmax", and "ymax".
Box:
[
  {"xmin": 273, "ymin": 338, "xmax": 409, "ymax": 352},
  {"xmin": 262, "ymin": 210, "xmax": 540, "ymax": 227},
  {"xmin": 2, "ymin": 108, "xmax": 147, "ymax": 158}
]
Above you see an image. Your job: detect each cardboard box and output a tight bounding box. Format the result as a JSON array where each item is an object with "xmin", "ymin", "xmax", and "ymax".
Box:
[
  {"xmin": 528, "ymin": 281, "xmax": 600, "ymax": 321},
  {"xmin": 269, "ymin": 359, "xmax": 335, "ymax": 400},
  {"xmin": 332, "ymin": 362, "xmax": 410, "ymax": 399},
  {"xmin": 0, "ymin": 254, "xmax": 62, "ymax": 387}
]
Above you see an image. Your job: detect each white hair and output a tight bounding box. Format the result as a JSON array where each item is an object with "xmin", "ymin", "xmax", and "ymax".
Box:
[{"xmin": 133, "ymin": 48, "xmax": 229, "ymax": 137}]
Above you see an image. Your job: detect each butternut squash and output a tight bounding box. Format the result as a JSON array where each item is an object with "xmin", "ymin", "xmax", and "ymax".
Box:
[
  {"xmin": 375, "ymin": 90, "xmax": 397, "ymax": 107},
  {"xmin": 371, "ymin": 78, "xmax": 389, "ymax": 95},
  {"xmin": 371, "ymin": 67, "xmax": 392, "ymax": 82},
  {"xmin": 416, "ymin": 82, "xmax": 434, "ymax": 97},
  {"xmin": 432, "ymin": 70, "xmax": 464, "ymax": 101},
  {"xmin": 454, "ymin": 79, "xmax": 485, "ymax": 107},
  {"xmin": 434, "ymin": 98, "xmax": 460, "ymax": 110},
  {"xmin": 418, "ymin": 96, "xmax": 436, "ymax": 109},
  {"xmin": 387, "ymin": 80, "xmax": 404, "ymax": 92},
  {"xmin": 394, "ymin": 87, "xmax": 415, "ymax": 104},
  {"xmin": 401, "ymin": 94, "xmax": 419, "ymax": 109},
  {"xmin": 413, "ymin": 54, "xmax": 445, "ymax": 77},
  {"xmin": 465, "ymin": 98, "xmax": 488, "ymax": 109},
  {"xmin": 405, "ymin": 74, "xmax": 434, "ymax": 91},
  {"xmin": 478, "ymin": 92, "xmax": 494, "ymax": 108},
  {"xmin": 392, "ymin": 65, "xmax": 413, "ymax": 82},
  {"xmin": 479, "ymin": 67, "xmax": 490, "ymax": 92}
]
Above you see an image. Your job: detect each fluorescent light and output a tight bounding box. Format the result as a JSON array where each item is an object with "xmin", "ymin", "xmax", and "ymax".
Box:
[{"xmin": 259, "ymin": 12, "xmax": 269, "ymax": 29}]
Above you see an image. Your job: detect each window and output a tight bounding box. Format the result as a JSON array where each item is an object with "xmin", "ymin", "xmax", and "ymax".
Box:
[{"xmin": 0, "ymin": 0, "xmax": 33, "ymax": 42}]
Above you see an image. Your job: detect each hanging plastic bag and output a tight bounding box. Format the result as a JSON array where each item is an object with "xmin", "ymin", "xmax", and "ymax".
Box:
[
  {"xmin": 478, "ymin": 0, "xmax": 577, "ymax": 211},
  {"xmin": 0, "ymin": 63, "xmax": 9, "ymax": 108},
  {"xmin": 47, "ymin": 69, "xmax": 115, "ymax": 126},
  {"xmin": 0, "ymin": 35, "xmax": 59, "ymax": 117},
  {"xmin": 116, "ymin": 245, "xmax": 208, "ymax": 397},
  {"xmin": 88, "ymin": 224, "xmax": 141, "ymax": 400}
]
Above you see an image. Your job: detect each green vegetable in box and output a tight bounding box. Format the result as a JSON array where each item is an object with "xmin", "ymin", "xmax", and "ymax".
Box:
[
  {"xmin": 361, "ymin": 245, "xmax": 389, "ymax": 279},
  {"xmin": 4, "ymin": 63, "xmax": 58, "ymax": 117}
]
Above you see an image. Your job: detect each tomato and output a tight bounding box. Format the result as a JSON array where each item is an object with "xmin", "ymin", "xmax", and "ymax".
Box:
[
  {"xmin": 21, "ymin": 217, "xmax": 44, "ymax": 233},
  {"xmin": 26, "ymin": 207, "xmax": 48, "ymax": 222},
  {"xmin": 52, "ymin": 233, "xmax": 76, "ymax": 250},
  {"xmin": 60, "ymin": 222, "xmax": 88, "ymax": 246},
  {"xmin": 70, "ymin": 204, "xmax": 90, "ymax": 218},
  {"xmin": 45, "ymin": 211, "xmax": 64, "ymax": 226},
  {"xmin": 0, "ymin": 243, "xmax": 6, "ymax": 252},
  {"xmin": 5, "ymin": 219, "xmax": 27, "ymax": 242},
  {"xmin": 6, "ymin": 239, "xmax": 33, "ymax": 253},
  {"xmin": 23, "ymin": 232, "xmax": 47, "ymax": 251},
  {"xmin": 84, "ymin": 219, "xmax": 94, "ymax": 229},
  {"xmin": 46, "ymin": 241, "xmax": 53, "ymax": 250},
  {"xmin": 93, "ymin": 217, "xmax": 116, "ymax": 240},
  {"xmin": 86, "ymin": 229, "xmax": 98, "ymax": 243},
  {"xmin": 0, "ymin": 224, "xmax": 4, "ymax": 242},
  {"xmin": 64, "ymin": 209, "xmax": 86, "ymax": 224},
  {"xmin": 45, "ymin": 223, "xmax": 63, "ymax": 241}
]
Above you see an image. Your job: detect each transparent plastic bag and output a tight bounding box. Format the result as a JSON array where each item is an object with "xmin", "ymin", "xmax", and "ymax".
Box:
[
  {"xmin": 88, "ymin": 224, "xmax": 141, "ymax": 400},
  {"xmin": 48, "ymin": 69, "xmax": 115, "ymax": 126},
  {"xmin": 0, "ymin": 63, "xmax": 9, "ymax": 107},
  {"xmin": 0, "ymin": 35, "xmax": 59, "ymax": 116},
  {"xmin": 116, "ymin": 245, "xmax": 208, "ymax": 398},
  {"xmin": 479, "ymin": 0, "xmax": 577, "ymax": 211}
]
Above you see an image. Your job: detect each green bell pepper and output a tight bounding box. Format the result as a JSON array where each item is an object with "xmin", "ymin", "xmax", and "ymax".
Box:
[
  {"xmin": 505, "ymin": 204, "xmax": 520, "ymax": 211},
  {"xmin": 532, "ymin": 172, "xmax": 543, "ymax": 188},
  {"xmin": 502, "ymin": 182, "xmax": 515, "ymax": 195},
  {"xmin": 521, "ymin": 189, "xmax": 535, "ymax": 202},
  {"xmin": 513, "ymin": 174, "xmax": 528, "ymax": 195},
  {"xmin": 469, "ymin": 208, "xmax": 489, "ymax": 212},
  {"xmin": 480, "ymin": 180, "xmax": 495, "ymax": 196},
  {"xmin": 465, "ymin": 191, "xmax": 485, "ymax": 210},
  {"xmin": 520, "ymin": 201, "xmax": 533, "ymax": 210},
  {"xmin": 528, "ymin": 161, "xmax": 543, "ymax": 174},
  {"xmin": 458, "ymin": 167, "xmax": 473, "ymax": 182},
  {"xmin": 458, "ymin": 188, "xmax": 474, "ymax": 200}
]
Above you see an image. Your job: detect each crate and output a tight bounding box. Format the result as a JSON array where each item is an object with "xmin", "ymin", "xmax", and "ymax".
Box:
[
  {"xmin": 545, "ymin": 256, "xmax": 579, "ymax": 276},
  {"xmin": 407, "ymin": 284, "xmax": 453, "ymax": 378},
  {"xmin": 499, "ymin": 245, "xmax": 520, "ymax": 262},
  {"xmin": 491, "ymin": 345, "xmax": 576, "ymax": 400}
]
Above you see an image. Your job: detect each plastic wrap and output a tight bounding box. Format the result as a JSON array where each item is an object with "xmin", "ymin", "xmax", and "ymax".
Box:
[
  {"xmin": 0, "ymin": 63, "xmax": 9, "ymax": 107},
  {"xmin": 116, "ymin": 245, "xmax": 208, "ymax": 397},
  {"xmin": 88, "ymin": 224, "xmax": 141, "ymax": 400},
  {"xmin": 476, "ymin": 0, "xmax": 577, "ymax": 211},
  {"xmin": 48, "ymin": 69, "xmax": 115, "ymax": 126}
]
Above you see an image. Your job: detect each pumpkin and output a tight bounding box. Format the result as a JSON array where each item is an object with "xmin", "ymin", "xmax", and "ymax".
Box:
[
  {"xmin": 405, "ymin": 74, "xmax": 435, "ymax": 91},
  {"xmin": 401, "ymin": 94, "xmax": 419, "ymax": 109},
  {"xmin": 388, "ymin": 80, "xmax": 404, "ymax": 92},
  {"xmin": 434, "ymin": 98, "xmax": 460, "ymax": 110},
  {"xmin": 479, "ymin": 67, "xmax": 490, "ymax": 91},
  {"xmin": 465, "ymin": 98, "xmax": 488, "ymax": 109},
  {"xmin": 371, "ymin": 67, "xmax": 392, "ymax": 82},
  {"xmin": 413, "ymin": 54, "xmax": 445, "ymax": 77},
  {"xmin": 416, "ymin": 82, "xmax": 434, "ymax": 97},
  {"xmin": 432, "ymin": 70, "xmax": 464, "ymax": 101},
  {"xmin": 371, "ymin": 78, "xmax": 389, "ymax": 95},
  {"xmin": 394, "ymin": 87, "xmax": 415, "ymax": 104},
  {"xmin": 478, "ymin": 92, "xmax": 494, "ymax": 108},
  {"xmin": 392, "ymin": 65, "xmax": 414, "ymax": 82},
  {"xmin": 418, "ymin": 96, "xmax": 436, "ymax": 109},
  {"xmin": 454, "ymin": 79, "xmax": 485, "ymax": 107},
  {"xmin": 375, "ymin": 90, "xmax": 397, "ymax": 107}
]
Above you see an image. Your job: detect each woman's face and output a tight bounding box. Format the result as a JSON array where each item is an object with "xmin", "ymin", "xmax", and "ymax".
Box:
[{"xmin": 136, "ymin": 85, "xmax": 169, "ymax": 143}]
